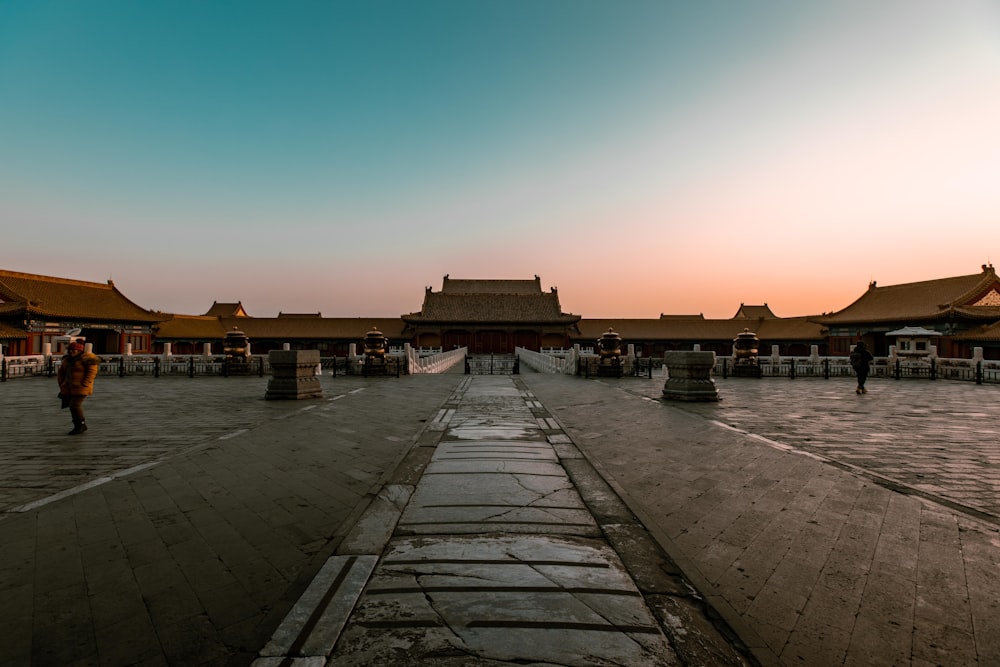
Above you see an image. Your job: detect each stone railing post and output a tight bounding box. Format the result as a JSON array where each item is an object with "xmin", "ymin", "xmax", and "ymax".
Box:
[
  {"xmin": 399, "ymin": 345, "xmax": 465, "ymax": 374},
  {"xmin": 662, "ymin": 351, "xmax": 719, "ymax": 402},
  {"xmin": 563, "ymin": 347, "xmax": 578, "ymax": 374},
  {"xmin": 266, "ymin": 350, "xmax": 323, "ymax": 400},
  {"xmin": 516, "ymin": 346, "xmax": 576, "ymax": 374}
]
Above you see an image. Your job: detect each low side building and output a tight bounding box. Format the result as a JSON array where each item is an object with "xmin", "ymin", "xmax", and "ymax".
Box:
[
  {"xmin": 153, "ymin": 306, "xmax": 407, "ymax": 357},
  {"xmin": 575, "ymin": 310, "xmax": 827, "ymax": 359}
]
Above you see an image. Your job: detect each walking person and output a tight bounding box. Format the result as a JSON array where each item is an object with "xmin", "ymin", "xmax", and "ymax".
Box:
[
  {"xmin": 849, "ymin": 340, "xmax": 874, "ymax": 394},
  {"xmin": 57, "ymin": 340, "xmax": 100, "ymax": 434}
]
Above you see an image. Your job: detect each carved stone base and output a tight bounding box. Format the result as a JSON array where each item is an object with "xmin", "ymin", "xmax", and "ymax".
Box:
[
  {"xmin": 266, "ymin": 350, "xmax": 324, "ymax": 400},
  {"xmin": 596, "ymin": 360, "xmax": 622, "ymax": 377},
  {"xmin": 662, "ymin": 351, "xmax": 719, "ymax": 402}
]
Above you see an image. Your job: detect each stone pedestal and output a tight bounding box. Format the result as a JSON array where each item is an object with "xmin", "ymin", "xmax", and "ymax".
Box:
[
  {"xmin": 266, "ymin": 350, "xmax": 324, "ymax": 400},
  {"xmin": 662, "ymin": 351, "xmax": 719, "ymax": 402}
]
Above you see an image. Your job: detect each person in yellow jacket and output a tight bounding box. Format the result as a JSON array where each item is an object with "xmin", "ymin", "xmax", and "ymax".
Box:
[{"xmin": 57, "ymin": 340, "xmax": 100, "ymax": 435}]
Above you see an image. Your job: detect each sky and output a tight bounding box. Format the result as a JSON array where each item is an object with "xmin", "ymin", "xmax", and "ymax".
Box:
[{"xmin": 2, "ymin": 0, "xmax": 1000, "ymax": 319}]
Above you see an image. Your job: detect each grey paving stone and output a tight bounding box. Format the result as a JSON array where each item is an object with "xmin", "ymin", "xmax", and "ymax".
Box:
[
  {"xmin": 521, "ymin": 372, "xmax": 1000, "ymax": 666},
  {"xmin": 0, "ymin": 373, "xmax": 463, "ymax": 666},
  {"xmin": 333, "ymin": 534, "xmax": 677, "ymax": 665},
  {"xmin": 8, "ymin": 370, "xmax": 1000, "ymax": 665}
]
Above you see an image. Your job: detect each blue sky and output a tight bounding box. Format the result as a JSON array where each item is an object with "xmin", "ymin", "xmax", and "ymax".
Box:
[{"xmin": 3, "ymin": 0, "xmax": 999, "ymax": 318}]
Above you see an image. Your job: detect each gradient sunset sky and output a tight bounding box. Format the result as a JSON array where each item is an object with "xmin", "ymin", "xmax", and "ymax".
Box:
[{"xmin": 2, "ymin": 0, "xmax": 999, "ymax": 319}]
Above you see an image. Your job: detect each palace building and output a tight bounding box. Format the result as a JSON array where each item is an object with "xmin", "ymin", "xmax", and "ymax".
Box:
[
  {"xmin": 817, "ymin": 264, "xmax": 1000, "ymax": 358},
  {"xmin": 4, "ymin": 266, "xmax": 1000, "ymax": 360},
  {"xmin": 400, "ymin": 276, "xmax": 581, "ymax": 354},
  {"xmin": 0, "ymin": 270, "xmax": 163, "ymax": 356}
]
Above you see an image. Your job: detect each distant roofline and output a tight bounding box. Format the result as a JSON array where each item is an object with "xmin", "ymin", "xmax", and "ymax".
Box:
[{"xmin": 0, "ymin": 268, "xmax": 115, "ymax": 289}]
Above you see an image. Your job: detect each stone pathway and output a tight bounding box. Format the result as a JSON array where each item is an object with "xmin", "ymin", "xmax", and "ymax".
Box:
[{"xmin": 257, "ymin": 376, "xmax": 705, "ymax": 665}]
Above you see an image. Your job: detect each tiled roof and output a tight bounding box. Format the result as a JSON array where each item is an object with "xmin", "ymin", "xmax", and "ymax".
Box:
[
  {"xmin": 950, "ymin": 306, "xmax": 1000, "ymax": 320},
  {"xmin": 0, "ymin": 269, "xmax": 162, "ymax": 322},
  {"xmin": 203, "ymin": 302, "xmax": 250, "ymax": 317},
  {"xmin": 223, "ymin": 317, "xmax": 407, "ymax": 340},
  {"xmin": 733, "ymin": 304, "xmax": 778, "ymax": 319},
  {"xmin": 154, "ymin": 315, "xmax": 228, "ymax": 340},
  {"xmin": 440, "ymin": 275, "xmax": 543, "ymax": 295},
  {"xmin": 0, "ymin": 302, "xmax": 26, "ymax": 316},
  {"xmin": 819, "ymin": 266, "xmax": 1000, "ymax": 324},
  {"xmin": 155, "ymin": 315, "xmax": 407, "ymax": 341},
  {"xmin": 407, "ymin": 293, "xmax": 577, "ymax": 323},
  {"xmin": 576, "ymin": 317, "xmax": 825, "ymax": 342},
  {"xmin": 660, "ymin": 313, "xmax": 705, "ymax": 319},
  {"xmin": 956, "ymin": 321, "xmax": 1000, "ymax": 342},
  {"xmin": 403, "ymin": 275, "xmax": 578, "ymax": 323},
  {"xmin": 277, "ymin": 312, "xmax": 322, "ymax": 318},
  {"xmin": 0, "ymin": 321, "xmax": 27, "ymax": 339},
  {"xmin": 756, "ymin": 317, "xmax": 829, "ymax": 340}
]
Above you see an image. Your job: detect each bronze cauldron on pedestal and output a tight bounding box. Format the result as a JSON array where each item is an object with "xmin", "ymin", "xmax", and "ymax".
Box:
[
  {"xmin": 595, "ymin": 328, "xmax": 624, "ymax": 377},
  {"xmin": 598, "ymin": 328, "xmax": 623, "ymax": 361},
  {"xmin": 360, "ymin": 327, "xmax": 393, "ymax": 376},
  {"xmin": 732, "ymin": 328, "xmax": 761, "ymax": 377},
  {"xmin": 223, "ymin": 327, "xmax": 250, "ymax": 362},
  {"xmin": 363, "ymin": 327, "xmax": 388, "ymax": 363}
]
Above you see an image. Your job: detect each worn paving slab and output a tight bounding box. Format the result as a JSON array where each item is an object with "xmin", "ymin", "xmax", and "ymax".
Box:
[
  {"xmin": 300, "ymin": 376, "xmax": 688, "ymax": 666},
  {"xmin": 521, "ymin": 372, "xmax": 1000, "ymax": 666},
  {"xmin": 335, "ymin": 534, "xmax": 674, "ymax": 666},
  {"xmin": 0, "ymin": 373, "xmax": 464, "ymax": 667}
]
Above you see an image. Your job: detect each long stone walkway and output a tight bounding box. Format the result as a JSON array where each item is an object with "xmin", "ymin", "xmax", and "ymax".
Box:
[{"xmin": 256, "ymin": 376, "xmax": 740, "ymax": 665}]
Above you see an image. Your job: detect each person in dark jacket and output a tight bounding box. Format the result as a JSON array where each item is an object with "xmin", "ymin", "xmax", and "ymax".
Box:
[
  {"xmin": 57, "ymin": 341, "xmax": 100, "ymax": 434},
  {"xmin": 849, "ymin": 340, "xmax": 874, "ymax": 394}
]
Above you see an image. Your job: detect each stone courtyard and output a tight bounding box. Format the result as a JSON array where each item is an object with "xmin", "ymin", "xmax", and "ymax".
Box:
[{"xmin": 2, "ymin": 370, "xmax": 999, "ymax": 665}]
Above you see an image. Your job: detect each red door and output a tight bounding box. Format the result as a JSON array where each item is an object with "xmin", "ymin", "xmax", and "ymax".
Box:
[{"xmin": 475, "ymin": 331, "xmax": 507, "ymax": 354}]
